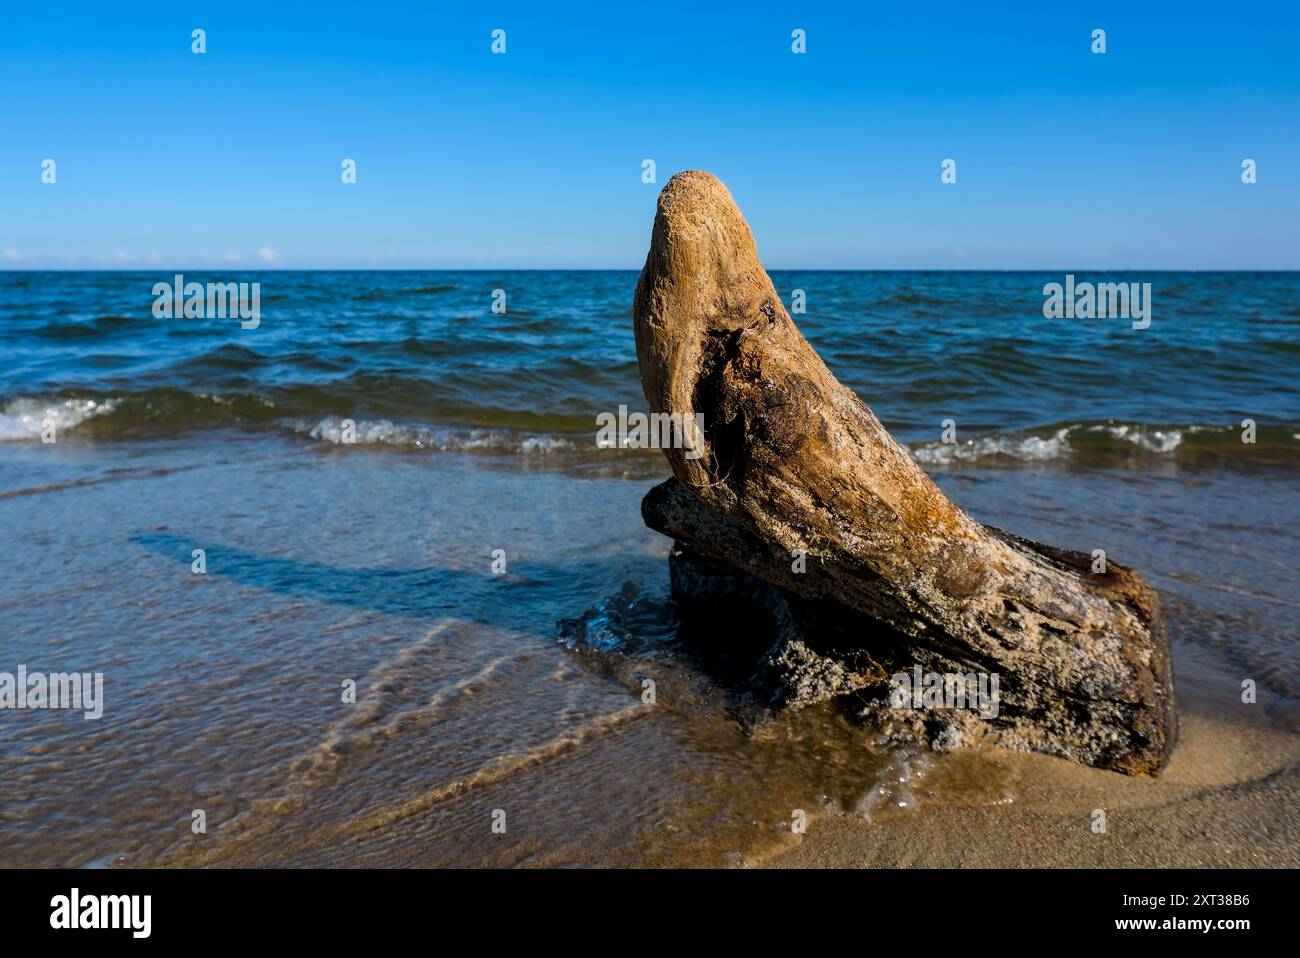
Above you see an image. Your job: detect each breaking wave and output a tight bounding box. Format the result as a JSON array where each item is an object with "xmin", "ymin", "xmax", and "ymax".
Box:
[
  {"xmin": 295, "ymin": 416, "xmax": 576, "ymax": 454},
  {"xmin": 0, "ymin": 397, "xmax": 119, "ymax": 440},
  {"xmin": 2, "ymin": 389, "xmax": 1297, "ymax": 471},
  {"xmin": 905, "ymin": 421, "xmax": 1299, "ymax": 468}
]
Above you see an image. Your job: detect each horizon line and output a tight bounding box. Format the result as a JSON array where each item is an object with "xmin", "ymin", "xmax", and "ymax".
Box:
[{"xmin": 3, "ymin": 266, "xmax": 1298, "ymax": 274}]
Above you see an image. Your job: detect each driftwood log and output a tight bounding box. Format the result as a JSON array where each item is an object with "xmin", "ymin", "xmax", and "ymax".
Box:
[{"xmin": 632, "ymin": 171, "xmax": 1177, "ymax": 774}]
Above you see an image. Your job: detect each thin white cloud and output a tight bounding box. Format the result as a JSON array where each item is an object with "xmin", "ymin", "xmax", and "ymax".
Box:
[
  {"xmin": 2, "ymin": 249, "xmax": 21, "ymax": 261},
  {"xmin": 257, "ymin": 247, "xmax": 279, "ymax": 263}
]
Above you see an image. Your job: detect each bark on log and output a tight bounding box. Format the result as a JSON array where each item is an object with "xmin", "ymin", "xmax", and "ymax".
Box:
[{"xmin": 632, "ymin": 170, "xmax": 1177, "ymax": 774}]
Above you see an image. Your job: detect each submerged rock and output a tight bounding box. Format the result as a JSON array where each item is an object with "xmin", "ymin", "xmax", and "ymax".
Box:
[{"xmin": 632, "ymin": 170, "xmax": 1178, "ymax": 774}]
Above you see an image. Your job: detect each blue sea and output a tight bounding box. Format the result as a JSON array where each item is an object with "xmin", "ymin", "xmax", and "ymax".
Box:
[
  {"xmin": 2, "ymin": 270, "xmax": 1297, "ymax": 465},
  {"xmin": 1, "ymin": 269, "xmax": 1297, "ymax": 867}
]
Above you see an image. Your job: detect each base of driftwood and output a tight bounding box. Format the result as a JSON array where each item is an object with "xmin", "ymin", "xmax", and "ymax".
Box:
[{"xmin": 650, "ymin": 479, "xmax": 1179, "ymax": 775}]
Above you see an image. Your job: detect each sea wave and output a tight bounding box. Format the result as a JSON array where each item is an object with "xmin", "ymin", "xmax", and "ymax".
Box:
[
  {"xmin": 908, "ymin": 428, "xmax": 1072, "ymax": 465},
  {"xmin": 905, "ymin": 421, "xmax": 1294, "ymax": 467},
  {"xmin": 0, "ymin": 397, "xmax": 119, "ymax": 440},
  {"xmin": 295, "ymin": 416, "xmax": 575, "ymax": 454},
  {"xmin": 3, "ymin": 391, "xmax": 1297, "ymax": 470}
]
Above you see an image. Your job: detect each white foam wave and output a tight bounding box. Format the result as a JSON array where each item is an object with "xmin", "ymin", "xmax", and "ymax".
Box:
[
  {"xmin": 296, "ymin": 416, "xmax": 575, "ymax": 454},
  {"xmin": 908, "ymin": 422, "xmax": 1191, "ymax": 465},
  {"xmin": 0, "ymin": 397, "xmax": 117, "ymax": 441},
  {"xmin": 1087, "ymin": 422, "xmax": 1184, "ymax": 453},
  {"xmin": 908, "ymin": 428, "xmax": 1071, "ymax": 465}
]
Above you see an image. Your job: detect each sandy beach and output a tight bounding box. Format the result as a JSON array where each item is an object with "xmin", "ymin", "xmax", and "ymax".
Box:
[
  {"xmin": 764, "ymin": 711, "xmax": 1300, "ymax": 869},
  {"xmin": 2, "ymin": 414, "xmax": 1297, "ymax": 868}
]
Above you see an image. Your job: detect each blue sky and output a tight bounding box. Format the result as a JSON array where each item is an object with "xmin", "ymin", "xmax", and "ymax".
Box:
[{"xmin": 1, "ymin": 1, "xmax": 1296, "ymax": 269}]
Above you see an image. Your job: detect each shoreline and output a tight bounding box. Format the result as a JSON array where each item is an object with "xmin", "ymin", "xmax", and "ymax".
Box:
[
  {"xmin": 760, "ymin": 708, "xmax": 1300, "ymax": 869},
  {"xmin": 2, "ymin": 432, "xmax": 1298, "ymax": 869}
]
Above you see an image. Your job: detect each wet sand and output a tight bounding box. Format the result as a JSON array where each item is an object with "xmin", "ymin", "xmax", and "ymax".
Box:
[
  {"xmin": 2, "ymin": 434, "xmax": 1297, "ymax": 869},
  {"xmin": 763, "ymin": 712, "xmax": 1300, "ymax": 868}
]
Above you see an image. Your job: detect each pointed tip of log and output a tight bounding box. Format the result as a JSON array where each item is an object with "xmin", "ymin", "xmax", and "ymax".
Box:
[
  {"xmin": 636, "ymin": 170, "xmax": 773, "ymax": 338},
  {"xmin": 655, "ymin": 170, "xmax": 738, "ymax": 220},
  {"xmin": 649, "ymin": 170, "xmax": 759, "ymax": 271}
]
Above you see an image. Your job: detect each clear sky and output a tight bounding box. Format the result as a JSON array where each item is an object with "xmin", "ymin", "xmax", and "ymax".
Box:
[{"xmin": 2, "ymin": 1, "xmax": 1296, "ymax": 269}]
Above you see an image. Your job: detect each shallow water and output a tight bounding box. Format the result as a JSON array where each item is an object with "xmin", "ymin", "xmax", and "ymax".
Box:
[
  {"xmin": 0, "ymin": 435, "xmax": 1294, "ymax": 867},
  {"xmin": 1, "ymin": 271, "xmax": 1297, "ymax": 867}
]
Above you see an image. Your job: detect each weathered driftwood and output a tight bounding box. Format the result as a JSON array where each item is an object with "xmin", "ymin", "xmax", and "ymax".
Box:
[{"xmin": 632, "ymin": 171, "xmax": 1177, "ymax": 774}]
